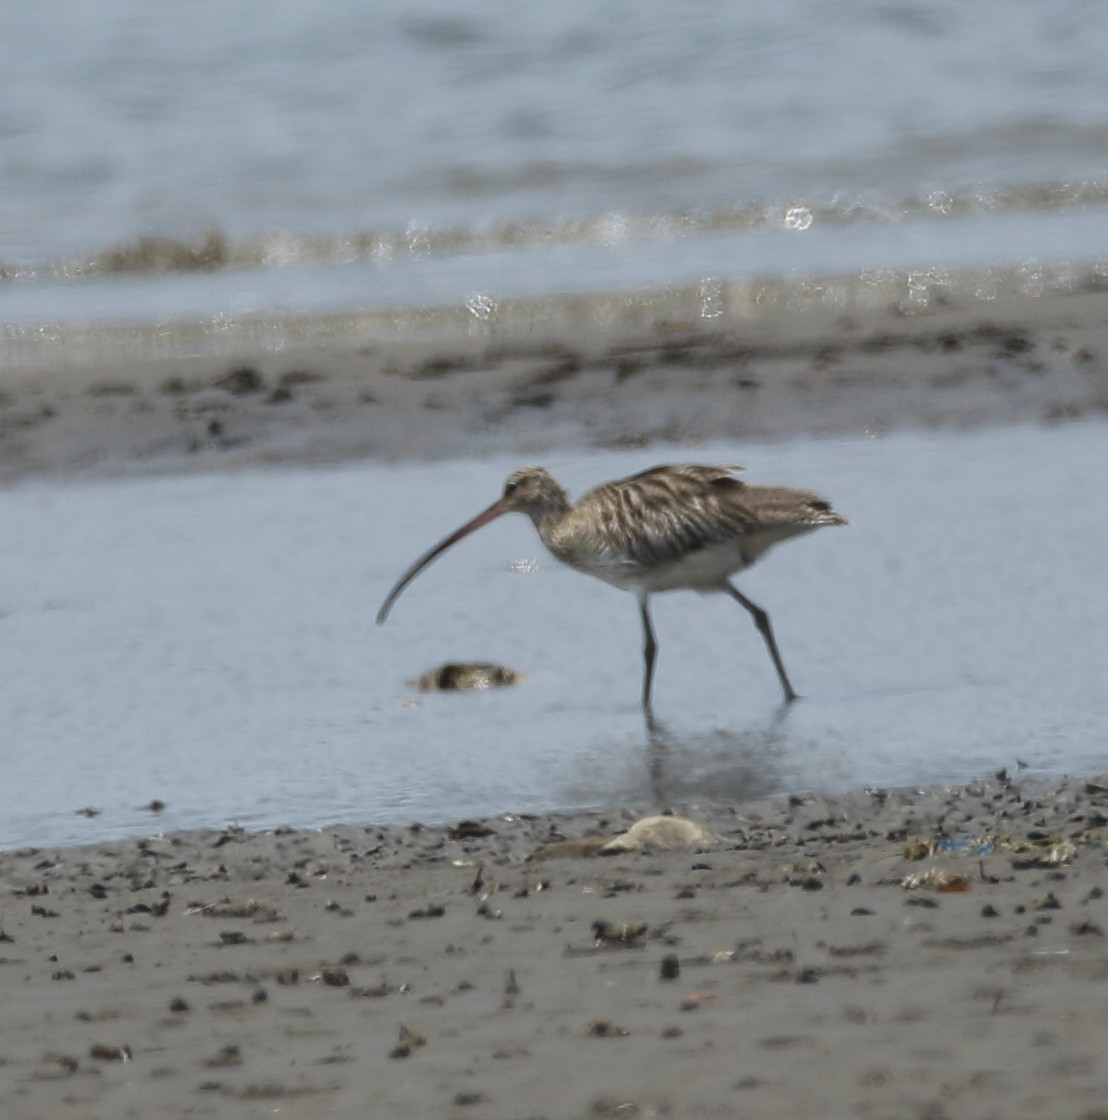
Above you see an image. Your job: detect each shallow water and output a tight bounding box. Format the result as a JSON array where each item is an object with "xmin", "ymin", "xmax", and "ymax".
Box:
[{"xmin": 2, "ymin": 419, "xmax": 1106, "ymax": 849}]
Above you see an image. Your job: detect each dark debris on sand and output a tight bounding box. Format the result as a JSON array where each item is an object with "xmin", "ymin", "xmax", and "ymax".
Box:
[{"xmin": 3, "ymin": 775, "xmax": 1108, "ymax": 1119}]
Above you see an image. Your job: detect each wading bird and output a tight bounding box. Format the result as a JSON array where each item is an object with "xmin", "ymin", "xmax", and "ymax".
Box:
[{"xmin": 377, "ymin": 464, "xmax": 847, "ymax": 713}]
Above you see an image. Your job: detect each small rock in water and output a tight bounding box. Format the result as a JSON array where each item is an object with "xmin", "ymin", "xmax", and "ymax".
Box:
[
  {"xmin": 415, "ymin": 662, "xmax": 523, "ymax": 692},
  {"xmin": 89, "ymin": 1044, "xmax": 131, "ymax": 1062}
]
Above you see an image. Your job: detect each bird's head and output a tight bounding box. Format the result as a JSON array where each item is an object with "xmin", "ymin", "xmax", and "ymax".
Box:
[{"xmin": 498, "ymin": 467, "xmax": 567, "ymax": 517}]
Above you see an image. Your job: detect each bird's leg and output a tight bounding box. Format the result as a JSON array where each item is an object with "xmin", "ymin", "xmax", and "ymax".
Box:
[
  {"xmin": 638, "ymin": 596, "xmax": 658, "ymax": 715},
  {"xmin": 647, "ymin": 719, "xmax": 671, "ymax": 804},
  {"xmin": 725, "ymin": 582, "xmax": 799, "ymax": 703}
]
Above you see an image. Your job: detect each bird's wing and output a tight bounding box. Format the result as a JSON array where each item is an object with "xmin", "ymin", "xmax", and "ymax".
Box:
[
  {"xmin": 622, "ymin": 463, "xmax": 744, "ymax": 486},
  {"xmin": 567, "ymin": 465, "xmax": 760, "ymax": 567}
]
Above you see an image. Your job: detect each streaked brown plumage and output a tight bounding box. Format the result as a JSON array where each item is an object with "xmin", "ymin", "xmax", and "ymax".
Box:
[{"xmin": 377, "ymin": 464, "xmax": 847, "ymax": 712}]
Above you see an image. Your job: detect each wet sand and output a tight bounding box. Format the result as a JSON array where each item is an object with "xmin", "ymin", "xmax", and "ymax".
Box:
[
  {"xmin": 3, "ymin": 774, "xmax": 1108, "ymax": 1119},
  {"xmin": 2, "ymin": 288, "xmax": 1106, "ymax": 481},
  {"xmin": 3, "ymin": 290, "xmax": 1108, "ymax": 1116}
]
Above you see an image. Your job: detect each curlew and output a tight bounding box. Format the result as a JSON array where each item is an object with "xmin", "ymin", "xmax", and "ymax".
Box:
[{"xmin": 377, "ymin": 464, "xmax": 847, "ymax": 713}]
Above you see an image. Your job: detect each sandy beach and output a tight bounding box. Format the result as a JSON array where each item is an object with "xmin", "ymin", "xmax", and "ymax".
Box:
[
  {"xmin": 2, "ymin": 774, "xmax": 1108, "ymax": 1119},
  {"xmin": 3, "ymin": 287, "xmax": 1108, "ymax": 1117}
]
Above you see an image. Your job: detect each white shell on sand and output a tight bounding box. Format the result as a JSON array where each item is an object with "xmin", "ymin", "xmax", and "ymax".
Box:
[{"xmin": 601, "ymin": 815, "xmax": 717, "ymax": 853}]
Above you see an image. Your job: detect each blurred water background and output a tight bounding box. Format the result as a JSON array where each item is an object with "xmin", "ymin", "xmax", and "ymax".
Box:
[{"xmin": 4, "ymin": 0, "xmax": 1108, "ymax": 345}]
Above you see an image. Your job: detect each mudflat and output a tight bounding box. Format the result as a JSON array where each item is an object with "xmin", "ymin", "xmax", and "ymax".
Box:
[
  {"xmin": 2, "ymin": 289, "xmax": 1106, "ymax": 481},
  {"xmin": 3, "ymin": 774, "xmax": 1108, "ymax": 1119}
]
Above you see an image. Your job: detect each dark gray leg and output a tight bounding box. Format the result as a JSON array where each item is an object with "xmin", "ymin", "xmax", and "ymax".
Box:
[
  {"xmin": 638, "ymin": 596, "xmax": 658, "ymax": 713},
  {"xmin": 726, "ymin": 583, "xmax": 798, "ymax": 702}
]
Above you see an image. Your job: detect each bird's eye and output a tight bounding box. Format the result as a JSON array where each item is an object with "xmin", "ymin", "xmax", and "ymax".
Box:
[{"xmin": 504, "ymin": 479, "xmax": 519, "ymax": 494}]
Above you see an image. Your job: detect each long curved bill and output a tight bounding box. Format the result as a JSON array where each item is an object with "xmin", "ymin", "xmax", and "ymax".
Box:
[{"xmin": 376, "ymin": 499, "xmax": 506, "ymax": 624}]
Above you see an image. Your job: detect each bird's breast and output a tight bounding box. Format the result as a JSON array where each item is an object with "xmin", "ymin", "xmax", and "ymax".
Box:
[
  {"xmin": 547, "ymin": 522, "xmax": 819, "ymax": 595},
  {"xmin": 556, "ymin": 539, "xmax": 754, "ymax": 594}
]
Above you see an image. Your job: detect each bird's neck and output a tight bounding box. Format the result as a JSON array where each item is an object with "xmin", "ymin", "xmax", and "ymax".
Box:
[{"xmin": 523, "ymin": 493, "xmax": 571, "ymax": 548}]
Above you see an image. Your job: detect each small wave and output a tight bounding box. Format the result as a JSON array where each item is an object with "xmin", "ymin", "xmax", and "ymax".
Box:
[{"xmin": 5, "ymin": 179, "xmax": 1108, "ymax": 285}]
